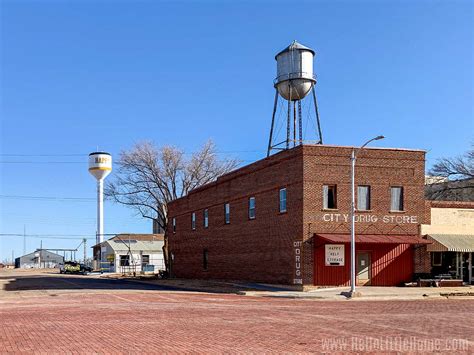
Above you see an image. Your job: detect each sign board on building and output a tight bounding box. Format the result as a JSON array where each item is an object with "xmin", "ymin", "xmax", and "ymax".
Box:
[
  {"xmin": 293, "ymin": 241, "xmax": 302, "ymax": 285},
  {"xmin": 325, "ymin": 244, "xmax": 345, "ymax": 266}
]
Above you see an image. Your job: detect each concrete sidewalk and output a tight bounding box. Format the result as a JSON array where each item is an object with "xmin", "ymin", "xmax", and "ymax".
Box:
[
  {"xmin": 102, "ymin": 273, "xmax": 474, "ymax": 301},
  {"xmin": 242, "ymin": 285, "xmax": 474, "ymax": 300}
]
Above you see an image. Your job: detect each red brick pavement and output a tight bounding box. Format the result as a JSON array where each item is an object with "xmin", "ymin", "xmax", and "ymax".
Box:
[{"xmin": 0, "ymin": 292, "xmax": 472, "ymax": 354}]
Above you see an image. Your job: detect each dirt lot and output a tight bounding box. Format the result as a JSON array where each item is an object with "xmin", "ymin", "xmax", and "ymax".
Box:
[{"xmin": 1, "ymin": 269, "xmax": 473, "ymax": 354}]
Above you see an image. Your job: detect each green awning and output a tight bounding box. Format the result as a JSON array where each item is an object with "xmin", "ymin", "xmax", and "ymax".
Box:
[{"xmin": 426, "ymin": 234, "xmax": 474, "ymax": 253}]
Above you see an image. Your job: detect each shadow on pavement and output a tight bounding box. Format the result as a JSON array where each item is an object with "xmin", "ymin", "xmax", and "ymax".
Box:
[
  {"xmin": 0, "ymin": 274, "xmax": 193, "ymax": 293},
  {"xmin": 0, "ymin": 271, "xmax": 297, "ymax": 295}
]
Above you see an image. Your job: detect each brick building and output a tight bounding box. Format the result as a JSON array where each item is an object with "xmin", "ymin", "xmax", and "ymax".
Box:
[
  {"xmin": 420, "ymin": 201, "xmax": 474, "ymax": 284},
  {"xmin": 167, "ymin": 144, "xmax": 431, "ymax": 287}
]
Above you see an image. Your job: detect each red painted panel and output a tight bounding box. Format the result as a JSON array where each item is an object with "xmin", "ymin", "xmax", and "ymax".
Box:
[
  {"xmin": 316, "ymin": 233, "xmax": 430, "ymax": 245},
  {"xmin": 314, "ymin": 239, "xmax": 414, "ymax": 286}
]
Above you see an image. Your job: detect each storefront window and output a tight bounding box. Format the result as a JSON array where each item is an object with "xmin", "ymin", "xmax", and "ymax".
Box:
[{"xmin": 431, "ymin": 252, "xmax": 442, "ymax": 266}]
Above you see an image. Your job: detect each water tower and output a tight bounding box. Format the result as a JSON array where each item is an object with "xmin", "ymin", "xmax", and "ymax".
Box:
[
  {"xmin": 88, "ymin": 152, "xmax": 112, "ymax": 251},
  {"xmin": 267, "ymin": 40, "xmax": 323, "ymax": 156}
]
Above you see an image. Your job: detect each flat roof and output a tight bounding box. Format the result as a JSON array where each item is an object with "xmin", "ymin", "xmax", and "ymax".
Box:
[
  {"xmin": 170, "ymin": 143, "xmax": 425, "ymax": 203},
  {"xmin": 306, "ymin": 143, "xmax": 426, "ymax": 153}
]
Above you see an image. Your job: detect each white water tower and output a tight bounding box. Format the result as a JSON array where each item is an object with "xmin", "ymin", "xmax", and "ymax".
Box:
[
  {"xmin": 267, "ymin": 40, "xmax": 323, "ymax": 156},
  {"xmin": 88, "ymin": 152, "xmax": 112, "ymax": 250}
]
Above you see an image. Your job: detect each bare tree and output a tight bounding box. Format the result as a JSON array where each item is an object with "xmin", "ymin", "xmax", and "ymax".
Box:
[
  {"xmin": 429, "ymin": 144, "xmax": 474, "ymax": 180},
  {"xmin": 105, "ymin": 140, "xmax": 239, "ymax": 273},
  {"xmin": 426, "ymin": 144, "xmax": 474, "ymax": 201}
]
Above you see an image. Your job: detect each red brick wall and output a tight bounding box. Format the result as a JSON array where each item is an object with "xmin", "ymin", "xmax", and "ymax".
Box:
[
  {"xmin": 414, "ymin": 245, "xmax": 431, "ymax": 274},
  {"xmin": 168, "ymin": 148, "xmax": 304, "ymax": 284},
  {"xmin": 301, "ymin": 145, "xmax": 426, "ymax": 284},
  {"xmin": 168, "ymin": 145, "xmax": 426, "ymax": 285},
  {"xmin": 427, "ymin": 201, "xmax": 474, "ymax": 209}
]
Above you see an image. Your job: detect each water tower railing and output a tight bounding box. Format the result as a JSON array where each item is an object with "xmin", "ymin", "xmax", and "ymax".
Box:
[{"xmin": 274, "ymin": 72, "xmax": 317, "ymax": 85}]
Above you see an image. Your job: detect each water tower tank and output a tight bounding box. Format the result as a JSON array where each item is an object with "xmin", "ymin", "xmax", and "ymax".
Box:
[
  {"xmin": 88, "ymin": 152, "xmax": 112, "ymax": 180},
  {"xmin": 274, "ymin": 40, "xmax": 316, "ymax": 101}
]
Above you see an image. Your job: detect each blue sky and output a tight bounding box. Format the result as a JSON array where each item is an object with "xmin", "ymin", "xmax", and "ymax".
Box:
[{"xmin": 1, "ymin": 0, "xmax": 472, "ymax": 261}]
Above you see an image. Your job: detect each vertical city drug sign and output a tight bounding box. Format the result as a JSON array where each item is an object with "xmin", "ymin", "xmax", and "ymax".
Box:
[{"xmin": 294, "ymin": 241, "xmax": 303, "ymax": 284}]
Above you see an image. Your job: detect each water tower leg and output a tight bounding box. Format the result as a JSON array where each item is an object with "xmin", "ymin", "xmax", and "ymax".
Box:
[
  {"xmin": 293, "ymin": 101, "xmax": 297, "ymax": 147},
  {"xmin": 298, "ymin": 100, "xmax": 303, "ymax": 144},
  {"xmin": 286, "ymin": 97, "xmax": 291, "ymax": 149},
  {"xmin": 311, "ymin": 84, "xmax": 323, "ymax": 144},
  {"xmin": 97, "ymin": 179, "xmax": 104, "ymax": 244},
  {"xmin": 267, "ymin": 89, "xmax": 279, "ymax": 157}
]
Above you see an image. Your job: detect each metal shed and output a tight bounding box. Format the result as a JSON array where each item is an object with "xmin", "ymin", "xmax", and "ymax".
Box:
[{"xmin": 15, "ymin": 249, "xmax": 64, "ymax": 269}]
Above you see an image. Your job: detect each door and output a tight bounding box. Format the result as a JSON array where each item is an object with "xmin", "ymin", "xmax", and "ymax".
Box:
[{"xmin": 357, "ymin": 252, "xmax": 371, "ymax": 285}]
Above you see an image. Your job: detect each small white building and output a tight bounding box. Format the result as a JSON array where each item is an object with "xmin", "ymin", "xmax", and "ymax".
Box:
[{"xmin": 93, "ymin": 234, "xmax": 165, "ymax": 274}]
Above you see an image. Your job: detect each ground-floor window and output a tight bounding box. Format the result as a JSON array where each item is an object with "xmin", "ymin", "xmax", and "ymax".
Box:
[
  {"xmin": 203, "ymin": 249, "xmax": 208, "ymax": 270},
  {"xmin": 430, "ymin": 252, "xmax": 473, "ymax": 282},
  {"xmin": 431, "ymin": 252, "xmax": 442, "ymax": 266},
  {"xmin": 142, "ymin": 255, "xmax": 150, "ymax": 266},
  {"xmin": 120, "ymin": 255, "xmax": 130, "ymax": 266}
]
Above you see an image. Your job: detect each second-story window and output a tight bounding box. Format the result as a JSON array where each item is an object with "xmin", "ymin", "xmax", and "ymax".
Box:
[
  {"xmin": 279, "ymin": 188, "xmax": 287, "ymax": 213},
  {"xmin": 172, "ymin": 217, "xmax": 176, "ymax": 233},
  {"xmin": 390, "ymin": 187, "xmax": 404, "ymax": 211},
  {"xmin": 191, "ymin": 212, "xmax": 196, "ymax": 230},
  {"xmin": 323, "ymin": 185, "xmax": 337, "ymax": 209},
  {"xmin": 203, "ymin": 209, "xmax": 209, "ymax": 228},
  {"xmin": 357, "ymin": 185, "xmax": 371, "ymax": 211},
  {"xmin": 224, "ymin": 203, "xmax": 230, "ymax": 224},
  {"xmin": 249, "ymin": 197, "xmax": 256, "ymax": 219}
]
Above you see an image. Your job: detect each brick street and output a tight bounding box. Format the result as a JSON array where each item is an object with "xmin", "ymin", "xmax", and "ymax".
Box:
[{"xmin": 0, "ymin": 271, "xmax": 473, "ymax": 354}]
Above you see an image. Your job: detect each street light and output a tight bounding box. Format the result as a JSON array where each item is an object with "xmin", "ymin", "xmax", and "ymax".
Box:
[{"xmin": 349, "ymin": 135, "xmax": 385, "ymax": 297}]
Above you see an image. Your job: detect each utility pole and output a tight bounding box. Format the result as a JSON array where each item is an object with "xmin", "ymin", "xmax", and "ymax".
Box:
[
  {"xmin": 83, "ymin": 238, "xmax": 87, "ymax": 264},
  {"xmin": 347, "ymin": 135, "xmax": 385, "ymax": 298},
  {"xmin": 11, "ymin": 250, "xmax": 14, "ymax": 265},
  {"xmin": 23, "ymin": 225, "xmax": 26, "ymax": 255}
]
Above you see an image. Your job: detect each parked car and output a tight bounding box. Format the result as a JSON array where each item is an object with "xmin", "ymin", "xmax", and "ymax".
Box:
[{"xmin": 59, "ymin": 261, "xmax": 92, "ymax": 275}]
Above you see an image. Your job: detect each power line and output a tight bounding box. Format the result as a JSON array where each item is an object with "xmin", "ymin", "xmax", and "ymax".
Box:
[
  {"xmin": 0, "ymin": 150, "xmax": 265, "ymax": 157},
  {"xmin": 0, "ymin": 159, "xmax": 256, "ymax": 165},
  {"xmin": 0, "ymin": 233, "xmax": 120, "ymax": 237},
  {"xmin": 0, "ymin": 195, "xmax": 94, "ymax": 202},
  {"xmin": 0, "ymin": 161, "xmax": 87, "ymax": 164},
  {"xmin": 0, "ymin": 234, "xmax": 95, "ymax": 240},
  {"xmin": 0, "ymin": 154, "xmax": 85, "ymax": 157}
]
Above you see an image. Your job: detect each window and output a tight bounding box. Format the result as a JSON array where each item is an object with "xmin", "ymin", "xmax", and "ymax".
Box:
[
  {"xmin": 390, "ymin": 187, "xmax": 404, "ymax": 211},
  {"xmin": 142, "ymin": 255, "xmax": 150, "ymax": 266},
  {"xmin": 279, "ymin": 188, "xmax": 287, "ymax": 213},
  {"xmin": 191, "ymin": 212, "xmax": 196, "ymax": 230},
  {"xmin": 323, "ymin": 185, "xmax": 337, "ymax": 209},
  {"xmin": 224, "ymin": 203, "xmax": 230, "ymax": 224},
  {"xmin": 203, "ymin": 209, "xmax": 209, "ymax": 228},
  {"xmin": 357, "ymin": 186, "xmax": 371, "ymax": 211},
  {"xmin": 249, "ymin": 197, "xmax": 256, "ymax": 219},
  {"xmin": 172, "ymin": 217, "xmax": 176, "ymax": 233},
  {"xmin": 431, "ymin": 252, "xmax": 442, "ymax": 266},
  {"xmin": 119, "ymin": 255, "xmax": 130, "ymax": 266},
  {"xmin": 203, "ymin": 249, "xmax": 208, "ymax": 270}
]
